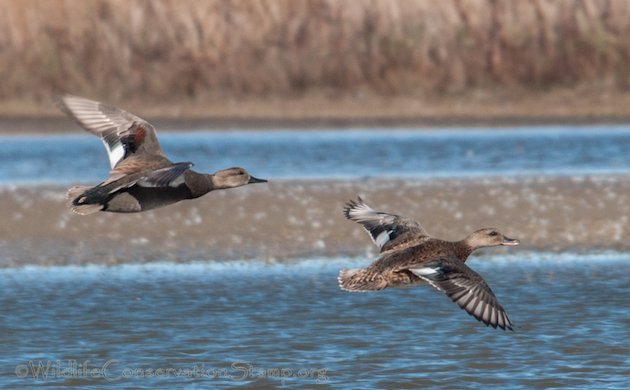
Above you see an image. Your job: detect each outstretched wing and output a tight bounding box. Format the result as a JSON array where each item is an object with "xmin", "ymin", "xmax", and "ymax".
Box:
[
  {"xmin": 410, "ymin": 257, "xmax": 513, "ymax": 330},
  {"xmin": 56, "ymin": 95, "xmax": 166, "ymax": 169},
  {"xmin": 344, "ymin": 196, "xmax": 430, "ymax": 252}
]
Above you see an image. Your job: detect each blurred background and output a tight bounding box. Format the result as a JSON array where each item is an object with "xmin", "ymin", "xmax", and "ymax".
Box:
[
  {"xmin": 2, "ymin": 2, "xmax": 630, "ymax": 388},
  {"xmin": 2, "ymin": 0, "xmax": 630, "ymax": 125}
]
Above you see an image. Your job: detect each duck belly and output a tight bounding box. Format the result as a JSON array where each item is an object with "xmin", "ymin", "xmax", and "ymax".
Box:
[
  {"xmin": 385, "ymin": 270, "xmax": 427, "ymax": 288},
  {"xmin": 105, "ymin": 185, "xmax": 193, "ymax": 213}
]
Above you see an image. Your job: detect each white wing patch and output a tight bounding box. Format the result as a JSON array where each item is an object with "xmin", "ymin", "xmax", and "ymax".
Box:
[
  {"xmin": 375, "ymin": 231, "xmax": 392, "ymax": 248},
  {"xmin": 103, "ymin": 139, "xmax": 125, "ymax": 168},
  {"xmin": 344, "ymin": 197, "xmax": 429, "ymax": 252},
  {"xmin": 57, "ymin": 95, "xmax": 163, "ymax": 169},
  {"xmin": 346, "ymin": 201, "xmax": 394, "ymax": 248},
  {"xmin": 410, "ymin": 267, "xmax": 439, "ymax": 276}
]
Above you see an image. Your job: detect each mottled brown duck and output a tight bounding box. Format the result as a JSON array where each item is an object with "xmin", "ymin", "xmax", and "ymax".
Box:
[
  {"xmin": 339, "ymin": 197, "xmax": 519, "ymax": 330},
  {"xmin": 57, "ymin": 95, "xmax": 267, "ymax": 214}
]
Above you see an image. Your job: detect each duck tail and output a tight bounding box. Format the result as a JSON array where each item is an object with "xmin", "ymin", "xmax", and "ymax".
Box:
[
  {"xmin": 66, "ymin": 185, "xmax": 103, "ymax": 215},
  {"xmin": 66, "ymin": 185, "xmax": 90, "ymax": 201},
  {"xmin": 338, "ymin": 268, "xmax": 387, "ymax": 292}
]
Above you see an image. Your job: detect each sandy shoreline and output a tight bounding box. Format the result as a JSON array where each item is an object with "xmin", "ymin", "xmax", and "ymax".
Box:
[
  {"xmin": 2, "ymin": 116, "xmax": 630, "ymax": 136},
  {"xmin": 1, "ymin": 176, "xmax": 628, "ymax": 267},
  {"xmin": 3, "ymin": 90, "xmax": 630, "ymax": 134}
]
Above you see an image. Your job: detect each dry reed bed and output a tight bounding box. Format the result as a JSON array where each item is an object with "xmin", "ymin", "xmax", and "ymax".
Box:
[{"xmin": 2, "ymin": 0, "xmax": 630, "ymax": 105}]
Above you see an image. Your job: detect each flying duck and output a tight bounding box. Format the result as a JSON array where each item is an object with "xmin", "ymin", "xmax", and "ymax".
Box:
[
  {"xmin": 339, "ymin": 197, "xmax": 519, "ymax": 330},
  {"xmin": 56, "ymin": 95, "xmax": 267, "ymax": 214}
]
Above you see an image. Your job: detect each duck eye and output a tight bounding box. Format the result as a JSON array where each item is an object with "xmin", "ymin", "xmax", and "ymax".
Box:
[{"xmin": 489, "ymin": 231, "xmax": 498, "ymax": 236}]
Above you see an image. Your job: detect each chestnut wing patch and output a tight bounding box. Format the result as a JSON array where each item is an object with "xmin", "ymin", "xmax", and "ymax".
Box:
[
  {"xmin": 98, "ymin": 122, "xmax": 148, "ymax": 168},
  {"xmin": 56, "ymin": 95, "xmax": 166, "ymax": 169},
  {"xmin": 120, "ymin": 124, "xmax": 146, "ymax": 154}
]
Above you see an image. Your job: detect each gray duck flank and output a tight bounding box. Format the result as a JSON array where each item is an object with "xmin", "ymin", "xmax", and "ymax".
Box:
[{"xmin": 57, "ymin": 95, "xmax": 267, "ymax": 214}]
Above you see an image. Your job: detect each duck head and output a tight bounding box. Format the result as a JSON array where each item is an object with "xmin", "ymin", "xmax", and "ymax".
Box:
[
  {"xmin": 212, "ymin": 167, "xmax": 267, "ymax": 189},
  {"xmin": 465, "ymin": 228, "xmax": 520, "ymax": 249}
]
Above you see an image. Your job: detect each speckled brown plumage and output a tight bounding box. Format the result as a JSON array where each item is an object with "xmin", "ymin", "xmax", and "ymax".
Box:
[{"xmin": 339, "ymin": 196, "xmax": 519, "ymax": 331}]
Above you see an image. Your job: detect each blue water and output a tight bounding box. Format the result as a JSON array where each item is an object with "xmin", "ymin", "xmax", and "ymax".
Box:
[
  {"xmin": 1, "ymin": 253, "xmax": 629, "ymax": 389},
  {"xmin": 3, "ymin": 126, "xmax": 630, "ymax": 388},
  {"xmin": 2, "ymin": 126, "xmax": 630, "ymax": 184}
]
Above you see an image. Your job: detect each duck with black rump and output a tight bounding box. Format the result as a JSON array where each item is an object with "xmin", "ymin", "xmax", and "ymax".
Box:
[{"xmin": 56, "ymin": 95, "xmax": 267, "ymax": 215}]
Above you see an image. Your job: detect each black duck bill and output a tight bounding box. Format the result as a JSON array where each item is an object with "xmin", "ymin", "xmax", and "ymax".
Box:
[
  {"xmin": 248, "ymin": 176, "xmax": 267, "ymax": 184},
  {"xmin": 501, "ymin": 236, "xmax": 520, "ymax": 246}
]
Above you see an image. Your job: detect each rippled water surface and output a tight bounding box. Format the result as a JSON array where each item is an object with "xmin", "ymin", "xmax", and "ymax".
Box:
[
  {"xmin": 3, "ymin": 126, "xmax": 630, "ymax": 184},
  {"xmin": 3, "ymin": 127, "xmax": 629, "ymax": 388},
  {"xmin": 1, "ymin": 253, "xmax": 629, "ymax": 388}
]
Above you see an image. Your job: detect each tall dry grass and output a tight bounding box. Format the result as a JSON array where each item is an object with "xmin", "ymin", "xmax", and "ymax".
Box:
[{"xmin": 2, "ymin": 0, "xmax": 630, "ymax": 103}]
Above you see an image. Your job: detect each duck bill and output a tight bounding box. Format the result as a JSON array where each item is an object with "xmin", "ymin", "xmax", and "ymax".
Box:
[
  {"xmin": 501, "ymin": 236, "xmax": 520, "ymax": 246},
  {"xmin": 248, "ymin": 176, "xmax": 268, "ymax": 184}
]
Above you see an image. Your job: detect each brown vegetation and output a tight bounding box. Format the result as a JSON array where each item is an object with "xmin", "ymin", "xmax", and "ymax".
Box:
[{"xmin": 2, "ymin": 0, "xmax": 630, "ymax": 117}]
